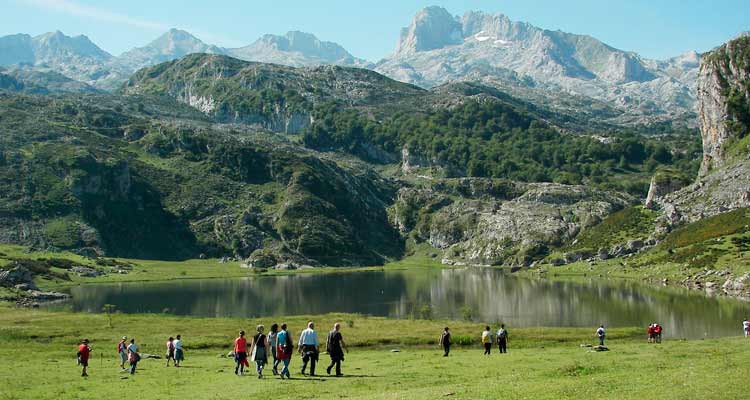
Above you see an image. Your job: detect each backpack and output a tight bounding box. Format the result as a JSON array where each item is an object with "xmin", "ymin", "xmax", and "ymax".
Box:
[
  {"xmin": 498, "ymin": 329, "xmax": 507, "ymax": 339},
  {"xmin": 283, "ymin": 331, "xmax": 294, "ymax": 354}
]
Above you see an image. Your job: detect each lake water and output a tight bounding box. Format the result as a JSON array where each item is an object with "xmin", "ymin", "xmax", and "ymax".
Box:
[{"xmin": 49, "ymin": 268, "xmax": 750, "ymax": 338}]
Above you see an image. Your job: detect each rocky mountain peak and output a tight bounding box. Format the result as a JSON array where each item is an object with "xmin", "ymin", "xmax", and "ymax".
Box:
[
  {"xmin": 116, "ymin": 29, "xmax": 223, "ymax": 71},
  {"xmin": 31, "ymin": 30, "xmax": 112, "ymax": 60},
  {"xmin": 395, "ymin": 6, "xmax": 463, "ymax": 56},
  {"xmin": 227, "ymin": 31, "xmax": 370, "ymax": 68}
]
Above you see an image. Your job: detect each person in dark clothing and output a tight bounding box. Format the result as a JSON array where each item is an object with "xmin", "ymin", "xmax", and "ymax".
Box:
[
  {"xmin": 496, "ymin": 324, "xmax": 508, "ymax": 354},
  {"xmin": 326, "ymin": 323, "xmax": 348, "ymax": 376},
  {"xmin": 439, "ymin": 327, "xmax": 451, "ymax": 357}
]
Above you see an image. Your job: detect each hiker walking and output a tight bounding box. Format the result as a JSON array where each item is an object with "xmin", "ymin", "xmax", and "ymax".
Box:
[
  {"xmin": 326, "ymin": 322, "xmax": 348, "ymax": 376},
  {"xmin": 269, "ymin": 323, "xmax": 280, "ymax": 375},
  {"xmin": 166, "ymin": 337, "xmax": 176, "ymax": 366},
  {"xmin": 439, "ymin": 327, "xmax": 451, "ymax": 357},
  {"xmin": 496, "ymin": 324, "xmax": 508, "ymax": 354},
  {"xmin": 299, "ymin": 321, "xmax": 319, "ymax": 376},
  {"xmin": 117, "ymin": 336, "xmax": 128, "ymax": 369},
  {"xmin": 234, "ymin": 330, "xmax": 248, "ymax": 375},
  {"xmin": 173, "ymin": 335, "xmax": 184, "ymax": 367},
  {"xmin": 647, "ymin": 324, "xmax": 655, "ymax": 343},
  {"xmin": 127, "ymin": 338, "xmax": 140, "ymax": 375},
  {"xmin": 77, "ymin": 339, "xmax": 91, "ymax": 377},
  {"xmin": 596, "ymin": 325, "xmax": 606, "ymax": 347},
  {"xmin": 481, "ymin": 326, "xmax": 493, "ymax": 355},
  {"xmin": 743, "ymin": 319, "xmax": 750, "ymax": 337},
  {"xmin": 250, "ymin": 325, "xmax": 269, "ymax": 379},
  {"xmin": 276, "ymin": 323, "xmax": 293, "ymax": 379}
]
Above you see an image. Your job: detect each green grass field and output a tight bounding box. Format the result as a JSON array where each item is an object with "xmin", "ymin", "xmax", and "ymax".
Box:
[{"xmin": 0, "ymin": 305, "xmax": 748, "ymax": 400}]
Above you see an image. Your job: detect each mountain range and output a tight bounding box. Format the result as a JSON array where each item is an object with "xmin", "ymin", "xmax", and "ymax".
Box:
[{"xmin": 0, "ymin": 6, "xmax": 732, "ymax": 127}]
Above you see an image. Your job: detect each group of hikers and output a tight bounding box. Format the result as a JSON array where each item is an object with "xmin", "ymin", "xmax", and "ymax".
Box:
[
  {"xmin": 231, "ymin": 321, "xmax": 348, "ymax": 379},
  {"xmin": 647, "ymin": 323, "xmax": 664, "ymax": 343},
  {"xmin": 75, "ymin": 319, "xmax": 750, "ymax": 378}
]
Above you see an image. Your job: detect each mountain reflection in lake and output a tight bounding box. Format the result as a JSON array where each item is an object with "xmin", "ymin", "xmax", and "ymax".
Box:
[{"xmin": 50, "ymin": 268, "xmax": 750, "ymax": 338}]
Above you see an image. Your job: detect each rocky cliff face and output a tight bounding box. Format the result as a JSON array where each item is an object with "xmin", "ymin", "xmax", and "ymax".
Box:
[
  {"xmin": 392, "ymin": 178, "xmax": 634, "ymax": 267},
  {"xmin": 697, "ymin": 36, "xmax": 750, "ymax": 175},
  {"xmin": 657, "ymin": 37, "xmax": 750, "ymax": 227}
]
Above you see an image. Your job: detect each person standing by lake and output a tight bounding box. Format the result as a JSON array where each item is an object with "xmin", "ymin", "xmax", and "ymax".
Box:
[
  {"xmin": 166, "ymin": 337, "xmax": 175, "ymax": 367},
  {"xmin": 743, "ymin": 319, "xmax": 750, "ymax": 337},
  {"xmin": 596, "ymin": 325, "xmax": 606, "ymax": 347},
  {"xmin": 654, "ymin": 323, "xmax": 663, "ymax": 343},
  {"xmin": 496, "ymin": 324, "xmax": 508, "ymax": 354},
  {"xmin": 250, "ymin": 325, "xmax": 269, "ymax": 379},
  {"xmin": 127, "ymin": 338, "xmax": 140, "ymax": 375},
  {"xmin": 117, "ymin": 336, "xmax": 128, "ymax": 369},
  {"xmin": 173, "ymin": 335, "xmax": 184, "ymax": 367},
  {"xmin": 326, "ymin": 323, "xmax": 347, "ymax": 376},
  {"xmin": 234, "ymin": 330, "xmax": 248, "ymax": 376},
  {"xmin": 77, "ymin": 339, "xmax": 91, "ymax": 377},
  {"xmin": 439, "ymin": 327, "xmax": 451, "ymax": 357},
  {"xmin": 647, "ymin": 324, "xmax": 655, "ymax": 343},
  {"xmin": 268, "ymin": 323, "xmax": 280, "ymax": 376},
  {"xmin": 276, "ymin": 323, "xmax": 293, "ymax": 379},
  {"xmin": 299, "ymin": 321, "xmax": 319, "ymax": 376},
  {"xmin": 481, "ymin": 326, "xmax": 493, "ymax": 355}
]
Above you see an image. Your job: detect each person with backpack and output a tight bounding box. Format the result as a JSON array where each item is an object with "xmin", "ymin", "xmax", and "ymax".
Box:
[
  {"xmin": 481, "ymin": 326, "xmax": 493, "ymax": 355},
  {"xmin": 250, "ymin": 325, "xmax": 269, "ymax": 379},
  {"xmin": 234, "ymin": 330, "xmax": 248, "ymax": 376},
  {"xmin": 276, "ymin": 323, "xmax": 293, "ymax": 379},
  {"xmin": 166, "ymin": 337, "xmax": 176, "ymax": 367},
  {"xmin": 326, "ymin": 322, "xmax": 347, "ymax": 376},
  {"xmin": 496, "ymin": 324, "xmax": 509, "ymax": 354},
  {"xmin": 298, "ymin": 321, "xmax": 319, "ymax": 376},
  {"xmin": 268, "ymin": 323, "xmax": 280, "ymax": 376},
  {"xmin": 77, "ymin": 339, "xmax": 91, "ymax": 377},
  {"xmin": 647, "ymin": 324, "xmax": 655, "ymax": 343},
  {"xmin": 173, "ymin": 334, "xmax": 184, "ymax": 367},
  {"xmin": 117, "ymin": 336, "xmax": 128, "ymax": 369},
  {"xmin": 127, "ymin": 338, "xmax": 140, "ymax": 375},
  {"xmin": 596, "ymin": 325, "xmax": 606, "ymax": 347},
  {"xmin": 439, "ymin": 327, "xmax": 451, "ymax": 357}
]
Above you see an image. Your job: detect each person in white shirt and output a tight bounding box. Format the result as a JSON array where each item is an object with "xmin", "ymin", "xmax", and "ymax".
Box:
[
  {"xmin": 127, "ymin": 338, "xmax": 140, "ymax": 375},
  {"xmin": 743, "ymin": 319, "xmax": 750, "ymax": 337},
  {"xmin": 298, "ymin": 321, "xmax": 319, "ymax": 376},
  {"xmin": 173, "ymin": 335, "xmax": 184, "ymax": 367},
  {"xmin": 596, "ymin": 325, "xmax": 606, "ymax": 346}
]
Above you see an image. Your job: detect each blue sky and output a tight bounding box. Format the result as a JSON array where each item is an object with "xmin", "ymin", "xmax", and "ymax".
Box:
[{"xmin": 2, "ymin": 0, "xmax": 748, "ymax": 60}]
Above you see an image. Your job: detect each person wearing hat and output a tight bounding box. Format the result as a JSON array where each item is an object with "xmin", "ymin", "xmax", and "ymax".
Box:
[
  {"xmin": 117, "ymin": 336, "xmax": 128, "ymax": 369},
  {"xmin": 77, "ymin": 339, "xmax": 91, "ymax": 377}
]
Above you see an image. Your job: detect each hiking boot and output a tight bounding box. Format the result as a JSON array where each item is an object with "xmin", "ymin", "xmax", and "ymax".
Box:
[{"xmin": 326, "ymin": 366, "xmax": 332, "ymax": 375}]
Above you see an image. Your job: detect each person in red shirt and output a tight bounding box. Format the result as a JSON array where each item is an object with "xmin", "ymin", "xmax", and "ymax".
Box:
[
  {"xmin": 647, "ymin": 324, "xmax": 655, "ymax": 343},
  {"xmin": 654, "ymin": 324, "xmax": 663, "ymax": 343},
  {"xmin": 77, "ymin": 339, "xmax": 91, "ymax": 377},
  {"xmin": 234, "ymin": 330, "xmax": 248, "ymax": 375}
]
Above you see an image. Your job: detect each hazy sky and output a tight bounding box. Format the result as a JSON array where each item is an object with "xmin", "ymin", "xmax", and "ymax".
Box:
[{"xmin": 2, "ymin": 0, "xmax": 748, "ymax": 60}]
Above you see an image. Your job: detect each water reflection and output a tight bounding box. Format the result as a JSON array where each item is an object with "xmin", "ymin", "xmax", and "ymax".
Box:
[{"xmin": 49, "ymin": 268, "xmax": 750, "ymax": 338}]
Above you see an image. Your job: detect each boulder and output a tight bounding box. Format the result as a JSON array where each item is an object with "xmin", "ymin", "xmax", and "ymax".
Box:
[
  {"xmin": 0, "ymin": 266, "xmax": 34, "ymax": 287},
  {"xmin": 597, "ymin": 248, "xmax": 610, "ymax": 260},
  {"xmin": 627, "ymin": 239, "xmax": 644, "ymax": 252},
  {"xmin": 71, "ymin": 266, "xmax": 101, "ymax": 277},
  {"xmin": 27, "ymin": 290, "xmax": 70, "ymax": 301}
]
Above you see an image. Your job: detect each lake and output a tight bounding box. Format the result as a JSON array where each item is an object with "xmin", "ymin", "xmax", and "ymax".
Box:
[{"xmin": 48, "ymin": 268, "xmax": 750, "ymax": 338}]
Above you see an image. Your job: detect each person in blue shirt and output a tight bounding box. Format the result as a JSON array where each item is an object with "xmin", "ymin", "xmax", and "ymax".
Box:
[
  {"xmin": 298, "ymin": 321, "xmax": 319, "ymax": 376},
  {"xmin": 275, "ymin": 323, "xmax": 292, "ymax": 379}
]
